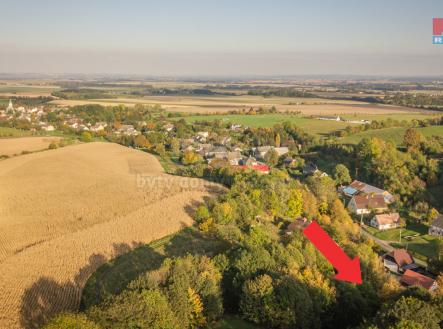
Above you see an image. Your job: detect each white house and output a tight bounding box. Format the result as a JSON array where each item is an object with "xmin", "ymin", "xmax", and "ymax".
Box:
[
  {"xmin": 347, "ymin": 194, "xmax": 388, "ymax": 215},
  {"xmin": 253, "ymin": 146, "xmax": 289, "ymax": 160},
  {"xmin": 41, "ymin": 124, "xmax": 55, "ymax": 132},
  {"xmin": 370, "ymin": 213, "xmax": 400, "ymax": 230}
]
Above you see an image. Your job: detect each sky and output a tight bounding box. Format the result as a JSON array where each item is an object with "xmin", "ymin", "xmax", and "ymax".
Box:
[{"xmin": 1, "ymin": 0, "xmax": 442, "ymax": 77}]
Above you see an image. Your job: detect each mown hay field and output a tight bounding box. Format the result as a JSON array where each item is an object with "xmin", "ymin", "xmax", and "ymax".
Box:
[
  {"xmin": 0, "ymin": 142, "xmax": 223, "ymax": 329},
  {"xmin": 0, "ymin": 136, "xmax": 61, "ymax": 157},
  {"xmin": 49, "ymin": 94, "xmax": 423, "ymax": 115}
]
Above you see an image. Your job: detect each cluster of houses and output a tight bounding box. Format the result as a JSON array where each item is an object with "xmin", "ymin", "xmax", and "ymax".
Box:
[
  {"xmin": 338, "ymin": 179, "xmax": 443, "ymax": 237},
  {"xmin": 175, "ymin": 125, "xmax": 297, "ymax": 174},
  {"xmin": 0, "ymin": 99, "xmax": 53, "ymax": 130},
  {"xmin": 382, "ymin": 248, "xmax": 438, "ymax": 292},
  {"xmin": 1, "ymin": 100, "xmax": 142, "ymax": 137},
  {"xmin": 283, "ymin": 215, "xmax": 439, "ymax": 292},
  {"xmin": 339, "ymin": 180, "xmax": 400, "ymax": 231},
  {"xmin": 179, "ymin": 131, "xmax": 294, "ymax": 174}
]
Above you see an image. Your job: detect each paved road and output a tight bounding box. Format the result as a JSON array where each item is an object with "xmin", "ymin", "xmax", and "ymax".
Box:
[{"xmin": 361, "ymin": 226, "xmax": 428, "ymax": 268}]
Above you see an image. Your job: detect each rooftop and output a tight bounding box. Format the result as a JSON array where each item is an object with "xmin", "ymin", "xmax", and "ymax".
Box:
[
  {"xmin": 388, "ymin": 248, "xmax": 414, "ymax": 268},
  {"xmin": 353, "ymin": 194, "xmax": 387, "ymax": 209},
  {"xmin": 374, "ymin": 213, "xmax": 400, "ymax": 226},
  {"xmin": 430, "ymin": 214, "xmax": 443, "ymax": 229},
  {"xmin": 400, "ymin": 270, "xmax": 436, "ymax": 291}
]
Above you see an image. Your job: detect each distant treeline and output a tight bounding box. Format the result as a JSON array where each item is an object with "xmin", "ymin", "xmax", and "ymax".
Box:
[
  {"xmin": 129, "ymin": 87, "xmax": 235, "ymax": 96},
  {"xmin": 247, "ymin": 88, "xmax": 317, "ymax": 98},
  {"xmin": 0, "ymin": 96, "xmax": 53, "ymax": 107},
  {"xmin": 52, "ymin": 89, "xmax": 116, "ymax": 100},
  {"xmin": 384, "ymin": 93, "xmax": 443, "ymax": 110}
]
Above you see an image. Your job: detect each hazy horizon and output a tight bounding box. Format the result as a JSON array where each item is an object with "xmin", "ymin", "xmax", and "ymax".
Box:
[{"xmin": 2, "ymin": 0, "xmax": 443, "ymax": 76}]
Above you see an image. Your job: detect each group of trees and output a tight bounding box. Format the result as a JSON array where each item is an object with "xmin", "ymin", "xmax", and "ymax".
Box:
[
  {"xmin": 355, "ymin": 129, "xmax": 443, "ymax": 209},
  {"xmin": 384, "ymin": 93, "xmax": 443, "ymax": 110}
]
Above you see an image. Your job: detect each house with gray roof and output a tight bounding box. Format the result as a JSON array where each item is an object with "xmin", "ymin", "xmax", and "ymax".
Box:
[{"xmin": 429, "ymin": 215, "xmax": 443, "ymax": 237}]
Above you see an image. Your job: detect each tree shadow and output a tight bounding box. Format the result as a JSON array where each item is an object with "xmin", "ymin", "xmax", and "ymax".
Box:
[
  {"xmin": 80, "ymin": 227, "xmax": 228, "ymax": 310},
  {"xmin": 20, "ymin": 242, "xmax": 137, "ymax": 329}
]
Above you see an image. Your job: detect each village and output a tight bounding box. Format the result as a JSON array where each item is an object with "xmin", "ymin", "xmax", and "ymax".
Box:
[{"xmin": 1, "ymin": 99, "xmax": 442, "ymax": 294}]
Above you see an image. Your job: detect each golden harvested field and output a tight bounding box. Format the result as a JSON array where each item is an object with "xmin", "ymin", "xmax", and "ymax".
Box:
[
  {"xmin": 0, "ymin": 137, "xmax": 61, "ymax": 157},
  {"xmin": 0, "ymin": 142, "xmax": 223, "ymax": 329},
  {"xmin": 49, "ymin": 95, "xmax": 425, "ymax": 115}
]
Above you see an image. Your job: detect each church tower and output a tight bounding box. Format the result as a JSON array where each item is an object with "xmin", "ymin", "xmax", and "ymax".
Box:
[{"xmin": 6, "ymin": 99, "xmax": 13, "ymax": 111}]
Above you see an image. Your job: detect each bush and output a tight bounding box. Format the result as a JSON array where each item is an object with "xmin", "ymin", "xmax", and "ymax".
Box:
[
  {"xmin": 81, "ymin": 131, "xmax": 93, "ymax": 143},
  {"xmin": 43, "ymin": 313, "xmax": 99, "ymax": 329},
  {"xmin": 48, "ymin": 141, "xmax": 58, "ymax": 149}
]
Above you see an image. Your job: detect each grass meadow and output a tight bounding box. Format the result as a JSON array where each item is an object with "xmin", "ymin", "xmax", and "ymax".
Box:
[{"xmin": 338, "ymin": 125, "xmax": 443, "ymax": 145}]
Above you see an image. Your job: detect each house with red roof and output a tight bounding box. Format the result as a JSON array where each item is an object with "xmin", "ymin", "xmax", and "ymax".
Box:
[
  {"xmin": 382, "ymin": 249, "xmax": 418, "ymax": 273},
  {"xmin": 235, "ymin": 164, "xmax": 270, "ymax": 174},
  {"xmin": 347, "ymin": 194, "xmax": 388, "ymax": 215},
  {"xmin": 400, "ymin": 270, "xmax": 438, "ymax": 292}
]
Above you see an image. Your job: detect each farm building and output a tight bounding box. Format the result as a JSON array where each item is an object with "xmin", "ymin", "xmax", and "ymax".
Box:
[
  {"xmin": 346, "ymin": 180, "xmax": 395, "ymax": 204},
  {"xmin": 382, "ymin": 249, "xmax": 418, "ymax": 273},
  {"xmin": 253, "ymin": 146, "xmax": 289, "ymax": 160},
  {"xmin": 347, "ymin": 194, "xmax": 388, "ymax": 215},
  {"xmin": 400, "ymin": 270, "xmax": 438, "ymax": 292},
  {"xmin": 370, "ymin": 213, "xmax": 401, "ymax": 230},
  {"xmin": 429, "ymin": 215, "xmax": 443, "ymax": 237}
]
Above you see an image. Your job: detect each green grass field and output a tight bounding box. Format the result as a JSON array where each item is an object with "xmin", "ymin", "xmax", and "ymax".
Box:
[
  {"xmin": 181, "ymin": 114, "xmax": 355, "ymax": 136},
  {"xmin": 391, "ymin": 234, "xmax": 439, "ymax": 262},
  {"xmin": 213, "ymin": 316, "xmax": 262, "ymax": 329},
  {"xmin": 369, "ymin": 222, "xmax": 428, "ymax": 242},
  {"xmin": 0, "ymin": 127, "xmax": 33, "ymax": 137},
  {"xmin": 81, "ymin": 227, "xmax": 228, "ymax": 309},
  {"xmin": 180, "ymin": 113, "xmax": 442, "ymax": 138},
  {"xmin": 339, "ymin": 113, "xmax": 441, "ymax": 122},
  {"xmin": 365, "ymin": 222, "xmax": 438, "ymax": 261},
  {"xmin": 338, "ymin": 125, "xmax": 443, "ymax": 145}
]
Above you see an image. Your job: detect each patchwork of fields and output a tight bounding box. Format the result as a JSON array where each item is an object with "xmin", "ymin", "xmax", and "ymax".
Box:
[
  {"xmin": 50, "ymin": 94, "xmax": 424, "ymax": 115},
  {"xmin": 0, "ymin": 142, "xmax": 223, "ymax": 329}
]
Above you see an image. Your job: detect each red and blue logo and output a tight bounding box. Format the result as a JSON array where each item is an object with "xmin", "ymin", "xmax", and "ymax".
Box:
[{"xmin": 434, "ymin": 18, "xmax": 443, "ymax": 44}]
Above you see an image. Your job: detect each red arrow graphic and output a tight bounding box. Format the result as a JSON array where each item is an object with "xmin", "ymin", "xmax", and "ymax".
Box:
[{"xmin": 303, "ymin": 221, "xmax": 362, "ymax": 284}]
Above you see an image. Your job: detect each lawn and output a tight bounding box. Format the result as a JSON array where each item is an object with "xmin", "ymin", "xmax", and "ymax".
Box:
[
  {"xmin": 364, "ymin": 222, "xmax": 438, "ymax": 261},
  {"xmin": 338, "ymin": 125, "xmax": 443, "ymax": 145},
  {"xmin": 391, "ymin": 234, "xmax": 439, "ymax": 262},
  {"xmin": 0, "ymin": 127, "xmax": 33, "ymax": 137},
  {"xmin": 372, "ymin": 222, "xmax": 429, "ymax": 242},
  {"xmin": 339, "ymin": 113, "xmax": 441, "ymax": 122},
  {"xmin": 80, "ymin": 227, "xmax": 228, "ymax": 309},
  {"xmin": 181, "ymin": 114, "xmax": 355, "ymax": 136},
  {"xmin": 213, "ymin": 316, "xmax": 262, "ymax": 329}
]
